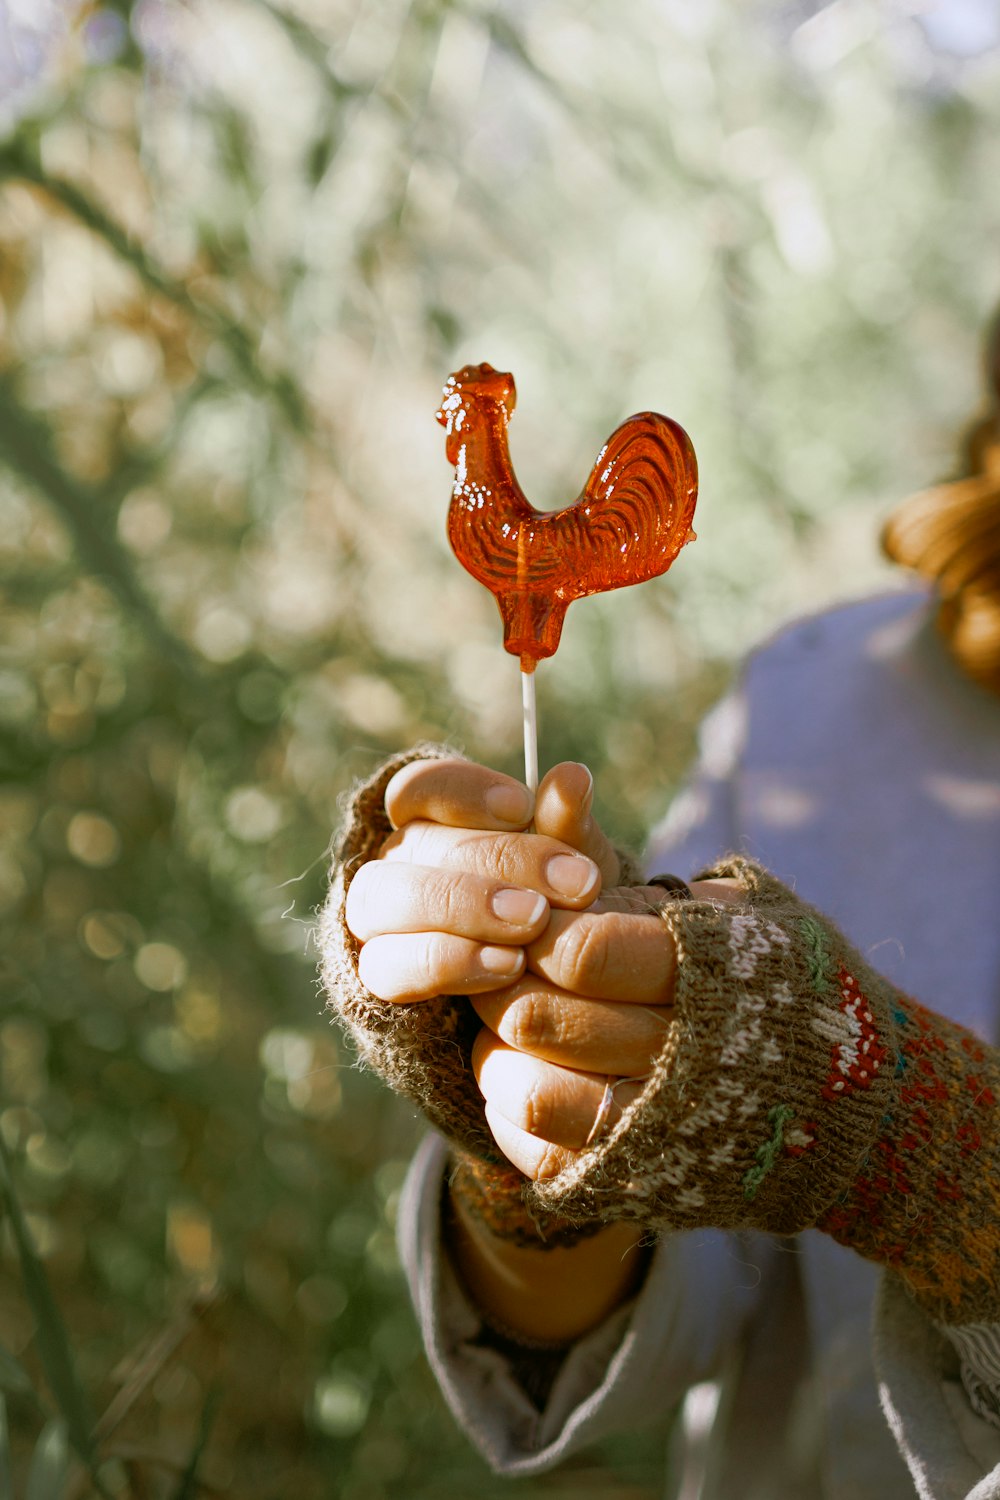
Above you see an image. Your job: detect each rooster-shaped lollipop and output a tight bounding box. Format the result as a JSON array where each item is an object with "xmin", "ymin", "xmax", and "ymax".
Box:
[{"xmin": 437, "ymin": 362, "xmax": 698, "ymax": 786}]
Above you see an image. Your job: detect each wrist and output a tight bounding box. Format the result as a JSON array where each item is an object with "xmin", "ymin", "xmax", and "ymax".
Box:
[{"xmin": 446, "ymin": 1174, "xmax": 647, "ymax": 1344}]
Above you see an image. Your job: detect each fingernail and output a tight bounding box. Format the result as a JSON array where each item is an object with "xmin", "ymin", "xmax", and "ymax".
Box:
[
  {"xmin": 485, "ymin": 783, "xmax": 532, "ymax": 825},
  {"xmin": 573, "ymin": 764, "xmax": 594, "ymax": 818},
  {"xmin": 491, "ymin": 887, "xmax": 547, "ymax": 927},
  {"xmin": 545, "ymin": 853, "xmax": 600, "ymax": 900},
  {"xmin": 479, "ymin": 945, "xmax": 523, "ymax": 975}
]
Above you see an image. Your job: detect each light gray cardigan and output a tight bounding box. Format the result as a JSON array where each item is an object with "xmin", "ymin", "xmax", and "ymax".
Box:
[{"xmin": 396, "ymin": 588, "xmax": 1000, "ymax": 1499}]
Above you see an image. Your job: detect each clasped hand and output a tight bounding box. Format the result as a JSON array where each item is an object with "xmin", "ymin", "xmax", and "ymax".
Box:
[{"xmin": 345, "ymin": 757, "xmax": 738, "ymax": 1181}]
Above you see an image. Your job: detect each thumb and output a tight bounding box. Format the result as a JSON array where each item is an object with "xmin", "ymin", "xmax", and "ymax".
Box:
[{"xmin": 533, "ymin": 762, "xmax": 622, "ymax": 890}]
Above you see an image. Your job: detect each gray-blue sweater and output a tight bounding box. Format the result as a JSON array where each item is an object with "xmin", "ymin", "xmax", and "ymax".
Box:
[{"xmin": 397, "ymin": 588, "xmax": 1000, "ymax": 1499}]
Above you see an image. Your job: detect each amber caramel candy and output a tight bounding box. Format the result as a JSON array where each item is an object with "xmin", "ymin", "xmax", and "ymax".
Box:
[{"xmin": 437, "ymin": 363, "xmax": 698, "ymax": 671}]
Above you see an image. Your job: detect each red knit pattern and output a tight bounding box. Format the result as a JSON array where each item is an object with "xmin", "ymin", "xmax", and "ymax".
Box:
[
  {"xmin": 819, "ymin": 993, "xmax": 1000, "ymax": 1321},
  {"xmin": 820, "ymin": 967, "xmax": 890, "ymax": 1102}
]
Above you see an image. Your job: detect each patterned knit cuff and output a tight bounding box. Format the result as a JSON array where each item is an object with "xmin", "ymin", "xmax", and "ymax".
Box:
[
  {"xmin": 524, "ymin": 856, "xmax": 898, "ymax": 1239},
  {"xmin": 449, "ymin": 1151, "xmax": 606, "ymax": 1250},
  {"xmin": 701, "ymin": 862, "xmax": 1000, "ymax": 1327},
  {"xmin": 819, "ymin": 990, "xmax": 1000, "ymax": 1326}
]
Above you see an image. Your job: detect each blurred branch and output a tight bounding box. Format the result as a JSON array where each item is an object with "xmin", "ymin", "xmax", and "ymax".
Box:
[
  {"xmin": 243, "ymin": 0, "xmax": 427, "ymax": 130},
  {"xmin": 98, "ymin": 372, "xmax": 221, "ymax": 513},
  {"xmin": 169, "ymin": 1390, "xmax": 219, "ymax": 1500},
  {"xmin": 0, "ymin": 375, "xmax": 202, "ymax": 679},
  {"xmin": 472, "ymin": 7, "xmax": 695, "ymax": 191},
  {"xmin": 716, "ymin": 242, "xmax": 811, "ymax": 533},
  {"xmin": 0, "ymin": 1395, "xmax": 10, "ymax": 1500},
  {"xmin": 244, "ymin": 0, "xmax": 366, "ymax": 105},
  {"xmin": 0, "ymin": 137, "xmax": 309, "ymax": 432},
  {"xmin": 98, "ymin": 1291, "xmax": 218, "ymax": 1447},
  {"xmin": 85, "ymin": 1445, "xmax": 227, "ymax": 1500},
  {"xmin": 0, "ymin": 1137, "xmax": 102, "ymax": 1487},
  {"xmin": 26, "ymin": 1419, "xmax": 69, "ymax": 1500}
]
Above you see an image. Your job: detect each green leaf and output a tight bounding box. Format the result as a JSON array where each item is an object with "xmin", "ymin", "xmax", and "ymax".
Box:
[
  {"xmin": 25, "ymin": 1420, "xmax": 68, "ymax": 1500},
  {"xmin": 170, "ymin": 1389, "xmax": 219, "ymax": 1500},
  {"xmin": 0, "ymin": 1344, "xmax": 32, "ymax": 1398},
  {"xmin": 0, "ymin": 1139, "xmax": 94, "ymax": 1468},
  {"xmin": 306, "ymin": 129, "xmax": 337, "ymax": 186},
  {"xmin": 0, "ymin": 1394, "xmax": 13, "ymax": 1500}
]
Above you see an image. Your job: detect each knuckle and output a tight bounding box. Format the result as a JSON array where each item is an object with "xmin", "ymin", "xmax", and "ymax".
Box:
[
  {"xmin": 520, "ymin": 1075, "xmax": 554, "ymax": 1140},
  {"xmin": 470, "ymin": 1025, "xmax": 493, "ymax": 1082},
  {"xmin": 379, "ymin": 827, "xmax": 407, "ymax": 858},
  {"xmin": 424, "ymin": 870, "xmax": 466, "ymax": 932},
  {"xmin": 480, "ymin": 832, "xmax": 525, "ymax": 885},
  {"xmin": 509, "ymin": 995, "xmax": 559, "ymax": 1054},
  {"xmin": 380, "ymin": 820, "xmax": 438, "ymax": 868},
  {"xmin": 413, "ymin": 932, "xmax": 452, "ymax": 996},
  {"xmin": 384, "ymin": 758, "xmax": 439, "ymax": 824},
  {"xmin": 557, "ymin": 918, "xmax": 608, "ymax": 989},
  {"xmin": 398, "ymin": 821, "xmax": 438, "ymax": 866}
]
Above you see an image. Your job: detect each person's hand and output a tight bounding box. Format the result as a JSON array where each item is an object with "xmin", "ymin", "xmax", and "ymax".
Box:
[
  {"xmin": 345, "ymin": 757, "xmax": 625, "ymax": 1003},
  {"xmin": 470, "ymin": 878, "xmax": 744, "ymax": 1181}
]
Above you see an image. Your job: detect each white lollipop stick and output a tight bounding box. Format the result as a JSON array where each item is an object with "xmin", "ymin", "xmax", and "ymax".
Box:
[{"xmin": 521, "ymin": 669, "xmax": 539, "ymax": 796}]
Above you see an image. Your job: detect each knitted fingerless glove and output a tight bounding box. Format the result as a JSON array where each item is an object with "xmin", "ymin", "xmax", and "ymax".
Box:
[
  {"xmin": 320, "ymin": 758, "xmax": 1000, "ymax": 1320},
  {"xmin": 317, "ymin": 746, "xmax": 642, "ymax": 1247},
  {"xmin": 528, "ymin": 857, "xmax": 1000, "ymax": 1326}
]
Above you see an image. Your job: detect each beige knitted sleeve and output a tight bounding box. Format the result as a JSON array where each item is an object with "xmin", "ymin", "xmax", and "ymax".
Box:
[{"xmin": 317, "ymin": 743, "xmax": 495, "ymax": 1160}]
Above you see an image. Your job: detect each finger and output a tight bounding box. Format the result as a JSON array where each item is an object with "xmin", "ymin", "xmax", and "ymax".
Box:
[
  {"xmin": 473, "ymin": 1032, "xmax": 614, "ymax": 1151},
  {"xmin": 358, "ymin": 932, "xmax": 524, "ymax": 1002},
  {"xmin": 346, "ymin": 861, "xmax": 548, "ymax": 944},
  {"xmin": 533, "ymin": 762, "xmax": 621, "ymax": 888},
  {"xmin": 379, "ymin": 821, "xmax": 601, "ymax": 909},
  {"xmin": 483, "ymin": 1102, "xmax": 578, "ymax": 1181},
  {"xmin": 525, "ymin": 908, "xmax": 675, "ymax": 1003},
  {"xmin": 471, "ymin": 977, "xmax": 671, "ymax": 1075},
  {"xmin": 385, "ymin": 758, "xmax": 533, "ymax": 832},
  {"xmin": 596, "ymin": 880, "xmax": 746, "ymax": 914},
  {"xmin": 591, "ymin": 885, "xmax": 678, "ymax": 915},
  {"xmin": 473, "ymin": 1033, "xmax": 644, "ymax": 1160},
  {"xmin": 689, "ymin": 877, "xmax": 746, "ymax": 905}
]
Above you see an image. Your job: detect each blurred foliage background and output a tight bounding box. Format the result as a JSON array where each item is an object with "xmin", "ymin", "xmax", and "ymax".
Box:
[{"xmin": 1, "ymin": 0, "xmax": 1000, "ymax": 1495}]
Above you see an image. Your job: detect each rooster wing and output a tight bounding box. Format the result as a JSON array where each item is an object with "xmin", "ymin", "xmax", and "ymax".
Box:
[{"xmin": 542, "ymin": 411, "xmax": 698, "ymax": 601}]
